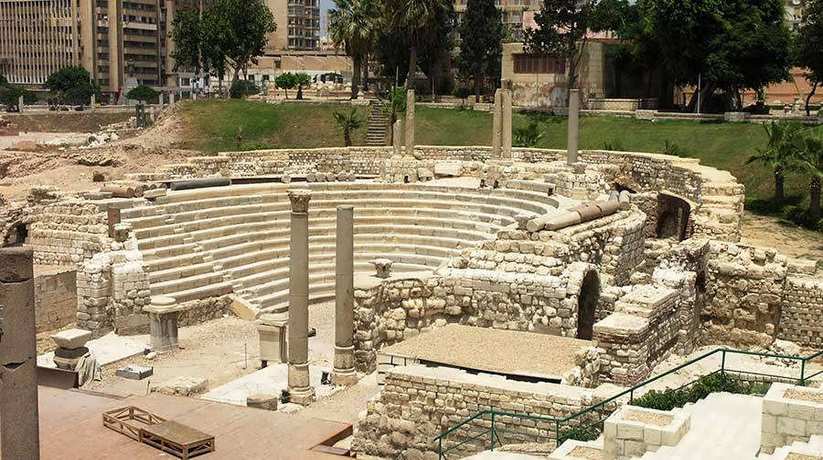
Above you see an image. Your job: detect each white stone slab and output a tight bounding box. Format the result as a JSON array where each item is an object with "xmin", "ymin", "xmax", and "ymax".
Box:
[
  {"xmin": 38, "ymin": 332, "xmax": 147, "ymax": 368},
  {"xmin": 200, "ymin": 363, "xmax": 339, "ymax": 409},
  {"xmin": 51, "ymin": 328, "xmax": 92, "ymax": 349}
]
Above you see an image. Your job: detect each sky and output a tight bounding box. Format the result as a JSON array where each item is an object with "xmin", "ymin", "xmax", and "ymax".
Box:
[{"xmin": 320, "ymin": 0, "xmax": 334, "ymax": 37}]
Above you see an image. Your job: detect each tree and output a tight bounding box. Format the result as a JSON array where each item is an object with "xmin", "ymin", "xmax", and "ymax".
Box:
[
  {"xmin": 797, "ymin": 0, "xmax": 823, "ymax": 116},
  {"xmin": 384, "ymin": 0, "xmax": 453, "ymax": 87},
  {"xmin": 747, "ymin": 121, "xmax": 805, "ymax": 202},
  {"xmin": 524, "ymin": 0, "xmax": 619, "ymax": 102},
  {"xmin": 275, "ymin": 73, "xmax": 298, "ymax": 99},
  {"xmin": 793, "ymin": 131, "xmax": 823, "ymax": 222},
  {"xmin": 458, "ymin": 0, "xmax": 503, "ymax": 102},
  {"xmin": 200, "ymin": 8, "xmax": 229, "ymax": 93},
  {"xmin": 171, "ymin": 9, "xmax": 203, "ymax": 78},
  {"xmin": 295, "ymin": 73, "xmax": 312, "ymax": 100},
  {"xmin": 126, "ymin": 85, "xmax": 159, "ymax": 103},
  {"xmin": 333, "ymin": 108, "xmax": 364, "ymax": 146},
  {"xmin": 202, "ymin": 0, "xmax": 276, "ymax": 83},
  {"xmin": 45, "ymin": 66, "xmax": 99, "ymax": 106},
  {"xmin": 229, "ymin": 79, "xmax": 259, "ymax": 98},
  {"xmin": 634, "ymin": 0, "xmax": 791, "ymax": 112},
  {"xmin": 329, "ymin": 0, "xmax": 379, "ymax": 99},
  {"xmin": 0, "ymin": 85, "xmax": 34, "ymax": 112}
]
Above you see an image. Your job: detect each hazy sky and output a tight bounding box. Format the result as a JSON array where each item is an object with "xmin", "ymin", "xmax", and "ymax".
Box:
[{"xmin": 320, "ymin": 0, "xmax": 334, "ymax": 36}]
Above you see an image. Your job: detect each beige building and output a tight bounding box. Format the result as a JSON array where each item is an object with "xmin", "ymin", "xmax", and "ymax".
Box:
[
  {"xmin": 0, "ymin": 0, "xmax": 80, "ymax": 85},
  {"xmin": 266, "ymin": 0, "xmax": 320, "ymax": 51}
]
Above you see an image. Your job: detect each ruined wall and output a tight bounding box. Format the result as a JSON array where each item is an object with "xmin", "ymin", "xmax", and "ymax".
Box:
[
  {"xmin": 352, "ymin": 365, "xmax": 615, "ymax": 459},
  {"xmin": 33, "ymin": 267, "xmax": 77, "ymax": 333},
  {"xmin": 353, "ymin": 266, "xmax": 591, "ymax": 373},
  {"xmin": 27, "ymin": 198, "xmax": 111, "ymax": 265}
]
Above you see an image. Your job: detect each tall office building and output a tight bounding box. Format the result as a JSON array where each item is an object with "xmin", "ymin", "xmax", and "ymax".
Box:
[{"xmin": 0, "ymin": 0, "xmax": 80, "ymax": 85}]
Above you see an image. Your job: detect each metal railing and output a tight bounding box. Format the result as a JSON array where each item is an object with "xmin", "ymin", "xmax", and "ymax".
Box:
[{"xmin": 434, "ymin": 347, "xmax": 823, "ymax": 459}]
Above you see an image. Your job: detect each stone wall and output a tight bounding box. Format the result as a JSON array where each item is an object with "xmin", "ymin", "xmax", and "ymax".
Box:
[
  {"xmin": 26, "ymin": 198, "xmax": 111, "ymax": 265},
  {"xmin": 352, "ymin": 365, "xmax": 616, "ymax": 459},
  {"xmin": 33, "ymin": 267, "xmax": 77, "ymax": 333},
  {"xmin": 353, "ymin": 266, "xmax": 594, "ymax": 373}
]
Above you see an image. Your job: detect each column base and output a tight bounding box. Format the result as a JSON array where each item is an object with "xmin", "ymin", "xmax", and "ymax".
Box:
[
  {"xmin": 332, "ymin": 368, "xmax": 358, "ymax": 386},
  {"xmin": 288, "ymin": 386, "xmax": 316, "ymax": 406}
]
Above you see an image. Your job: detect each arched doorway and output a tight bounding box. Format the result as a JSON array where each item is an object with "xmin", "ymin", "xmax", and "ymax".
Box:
[
  {"xmin": 656, "ymin": 193, "xmax": 691, "ymax": 241},
  {"xmin": 577, "ymin": 271, "xmax": 600, "ymax": 340}
]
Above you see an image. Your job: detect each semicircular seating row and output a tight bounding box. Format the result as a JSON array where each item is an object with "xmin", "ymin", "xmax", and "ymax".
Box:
[{"xmin": 121, "ymin": 182, "xmax": 563, "ymax": 316}]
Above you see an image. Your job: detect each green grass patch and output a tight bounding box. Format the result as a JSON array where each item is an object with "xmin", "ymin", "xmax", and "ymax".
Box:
[
  {"xmin": 179, "ymin": 99, "xmax": 369, "ymax": 153},
  {"xmin": 631, "ymin": 373, "xmax": 772, "ymax": 412}
]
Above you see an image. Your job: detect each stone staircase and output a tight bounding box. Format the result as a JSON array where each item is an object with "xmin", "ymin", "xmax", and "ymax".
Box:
[
  {"xmin": 365, "ymin": 101, "xmax": 389, "ymax": 146},
  {"xmin": 637, "ymin": 393, "xmax": 763, "ymax": 460},
  {"xmin": 759, "ymin": 435, "xmax": 823, "ymax": 459},
  {"xmin": 122, "ymin": 182, "xmax": 560, "ymax": 316}
]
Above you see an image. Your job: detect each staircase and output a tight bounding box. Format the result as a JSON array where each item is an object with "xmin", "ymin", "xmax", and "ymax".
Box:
[
  {"xmin": 638, "ymin": 393, "xmax": 763, "ymax": 460},
  {"xmin": 758, "ymin": 435, "xmax": 823, "ymax": 459},
  {"xmin": 365, "ymin": 101, "xmax": 389, "ymax": 146}
]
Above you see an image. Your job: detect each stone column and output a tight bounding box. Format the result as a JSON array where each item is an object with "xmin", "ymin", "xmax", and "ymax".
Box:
[
  {"xmin": 107, "ymin": 206, "xmax": 121, "ymax": 238},
  {"xmin": 333, "ymin": 206, "xmax": 356, "ymax": 385},
  {"xmin": 567, "ymin": 88, "xmax": 580, "ymax": 165},
  {"xmin": 159, "ymin": 92, "xmax": 164, "ymax": 107},
  {"xmin": 287, "ymin": 189, "xmax": 315, "ymax": 405},
  {"xmin": 17, "ymin": 95, "xmax": 24, "ymax": 113},
  {"xmin": 392, "ymin": 119, "xmax": 403, "ymax": 156},
  {"xmin": 169, "ymin": 91, "xmax": 176, "ymax": 105},
  {"xmin": 502, "ymin": 87, "xmax": 513, "ymax": 159},
  {"xmin": 404, "ymin": 89, "xmax": 415, "ymax": 157},
  {"xmin": 0, "ymin": 248, "xmax": 40, "ymax": 460},
  {"xmin": 90, "ymin": 94, "xmax": 96, "ymax": 111},
  {"xmin": 144, "ymin": 295, "xmax": 180, "ymax": 353},
  {"xmin": 492, "ymin": 89, "xmax": 503, "ymax": 157}
]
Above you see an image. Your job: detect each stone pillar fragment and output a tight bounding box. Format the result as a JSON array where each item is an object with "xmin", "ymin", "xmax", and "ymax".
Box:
[
  {"xmin": 502, "ymin": 86, "xmax": 512, "ymax": 159},
  {"xmin": 18, "ymin": 95, "xmax": 24, "ymax": 112},
  {"xmin": 492, "ymin": 89, "xmax": 503, "ymax": 157},
  {"xmin": 404, "ymin": 90, "xmax": 415, "ymax": 157},
  {"xmin": 144, "ymin": 295, "xmax": 180, "ymax": 353},
  {"xmin": 392, "ymin": 119, "xmax": 403, "ymax": 156},
  {"xmin": 169, "ymin": 91, "xmax": 176, "ymax": 105},
  {"xmin": 159, "ymin": 92, "xmax": 164, "ymax": 107},
  {"xmin": 90, "ymin": 94, "xmax": 96, "ymax": 111},
  {"xmin": 107, "ymin": 206, "xmax": 121, "ymax": 238},
  {"xmin": 567, "ymin": 88, "xmax": 580, "ymax": 165},
  {"xmin": 287, "ymin": 189, "xmax": 315, "ymax": 405},
  {"xmin": 333, "ymin": 206, "xmax": 357, "ymax": 385},
  {"xmin": 0, "ymin": 247, "xmax": 40, "ymax": 460}
]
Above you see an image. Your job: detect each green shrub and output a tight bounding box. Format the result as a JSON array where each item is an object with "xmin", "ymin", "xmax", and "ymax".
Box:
[
  {"xmin": 560, "ymin": 424, "xmax": 601, "ymax": 442},
  {"xmin": 632, "ymin": 373, "xmax": 771, "ymax": 412},
  {"xmin": 230, "ymin": 79, "xmax": 259, "ymax": 99},
  {"xmin": 453, "ymin": 86, "xmax": 471, "ymax": 100},
  {"xmin": 513, "ymin": 122, "xmax": 544, "ymax": 147},
  {"xmin": 661, "ymin": 140, "xmax": 684, "ymax": 157}
]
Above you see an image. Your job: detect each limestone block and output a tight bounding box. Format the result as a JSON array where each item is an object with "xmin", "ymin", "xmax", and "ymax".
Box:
[
  {"xmin": 153, "ymin": 376, "xmax": 208, "ymax": 396},
  {"xmin": 51, "ymin": 328, "xmax": 93, "ymax": 350}
]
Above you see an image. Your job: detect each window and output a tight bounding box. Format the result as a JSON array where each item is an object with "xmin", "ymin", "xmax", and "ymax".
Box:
[{"xmin": 513, "ymin": 54, "xmax": 566, "ymax": 74}]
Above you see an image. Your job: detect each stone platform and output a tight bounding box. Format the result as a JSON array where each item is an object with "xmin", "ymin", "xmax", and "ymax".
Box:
[{"xmin": 379, "ymin": 324, "xmax": 594, "ymax": 382}]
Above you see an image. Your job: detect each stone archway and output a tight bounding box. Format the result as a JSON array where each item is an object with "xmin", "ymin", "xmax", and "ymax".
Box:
[
  {"xmin": 577, "ymin": 270, "xmax": 601, "ymax": 340},
  {"xmin": 656, "ymin": 192, "xmax": 692, "ymax": 241}
]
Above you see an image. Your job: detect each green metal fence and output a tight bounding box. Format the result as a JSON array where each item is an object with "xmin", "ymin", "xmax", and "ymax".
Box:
[{"xmin": 434, "ymin": 347, "xmax": 823, "ymax": 459}]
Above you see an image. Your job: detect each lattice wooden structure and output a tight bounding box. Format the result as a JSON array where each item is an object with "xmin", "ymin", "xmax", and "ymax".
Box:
[{"xmin": 102, "ymin": 406, "xmax": 215, "ymax": 459}]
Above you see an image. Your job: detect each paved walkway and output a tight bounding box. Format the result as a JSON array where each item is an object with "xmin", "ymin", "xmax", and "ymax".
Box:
[{"xmin": 2, "ymin": 386, "xmax": 350, "ymax": 459}]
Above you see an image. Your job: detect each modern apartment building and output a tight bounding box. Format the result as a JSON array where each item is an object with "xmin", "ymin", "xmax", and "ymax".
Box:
[
  {"xmin": 454, "ymin": 0, "xmax": 541, "ymax": 41},
  {"xmin": 266, "ymin": 0, "xmax": 319, "ymax": 51},
  {"xmin": 0, "ymin": 0, "xmax": 80, "ymax": 85}
]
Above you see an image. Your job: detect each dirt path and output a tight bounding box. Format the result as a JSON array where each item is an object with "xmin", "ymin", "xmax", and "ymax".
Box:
[{"xmin": 741, "ymin": 212, "xmax": 823, "ymax": 262}]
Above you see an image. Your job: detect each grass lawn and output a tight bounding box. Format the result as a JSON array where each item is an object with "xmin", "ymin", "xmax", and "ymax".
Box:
[
  {"xmin": 179, "ymin": 99, "xmax": 823, "ymax": 223},
  {"xmin": 179, "ymin": 99, "xmax": 369, "ymax": 153}
]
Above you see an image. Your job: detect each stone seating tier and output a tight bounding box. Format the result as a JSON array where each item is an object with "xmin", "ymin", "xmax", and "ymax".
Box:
[{"xmin": 122, "ymin": 182, "xmax": 562, "ymax": 316}]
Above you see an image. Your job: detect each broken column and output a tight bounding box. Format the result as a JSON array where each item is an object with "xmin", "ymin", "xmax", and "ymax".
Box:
[
  {"xmin": 492, "ymin": 88, "xmax": 503, "ymax": 157},
  {"xmin": 143, "ymin": 295, "xmax": 181, "ymax": 353},
  {"xmin": 392, "ymin": 119, "xmax": 403, "ymax": 156},
  {"xmin": 287, "ymin": 189, "xmax": 315, "ymax": 405},
  {"xmin": 404, "ymin": 89, "xmax": 415, "ymax": 157},
  {"xmin": 0, "ymin": 247, "xmax": 40, "ymax": 460},
  {"xmin": 333, "ymin": 205, "xmax": 357, "ymax": 385},
  {"xmin": 567, "ymin": 88, "xmax": 580, "ymax": 165},
  {"xmin": 51, "ymin": 328, "xmax": 92, "ymax": 370},
  {"xmin": 502, "ymin": 83, "xmax": 512, "ymax": 159}
]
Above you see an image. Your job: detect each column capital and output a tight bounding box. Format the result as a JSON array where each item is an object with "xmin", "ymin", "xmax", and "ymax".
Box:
[{"xmin": 287, "ymin": 189, "xmax": 312, "ymax": 213}]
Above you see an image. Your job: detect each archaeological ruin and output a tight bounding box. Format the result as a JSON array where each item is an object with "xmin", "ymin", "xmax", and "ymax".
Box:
[{"xmin": 1, "ymin": 89, "xmax": 823, "ymax": 459}]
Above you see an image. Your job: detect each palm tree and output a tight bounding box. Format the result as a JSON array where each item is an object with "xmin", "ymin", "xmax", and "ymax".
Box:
[
  {"xmin": 746, "ymin": 121, "xmax": 804, "ymax": 202},
  {"xmin": 329, "ymin": 0, "xmax": 378, "ymax": 99},
  {"xmin": 384, "ymin": 0, "xmax": 451, "ymax": 88},
  {"xmin": 794, "ymin": 132, "xmax": 823, "ymax": 222},
  {"xmin": 333, "ymin": 108, "xmax": 364, "ymax": 146}
]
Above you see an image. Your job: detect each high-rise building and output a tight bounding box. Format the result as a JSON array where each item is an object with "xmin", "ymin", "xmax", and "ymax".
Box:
[
  {"xmin": 266, "ymin": 0, "xmax": 320, "ymax": 51},
  {"xmin": 454, "ymin": 0, "xmax": 541, "ymax": 42},
  {"xmin": 0, "ymin": 0, "xmax": 81, "ymax": 85}
]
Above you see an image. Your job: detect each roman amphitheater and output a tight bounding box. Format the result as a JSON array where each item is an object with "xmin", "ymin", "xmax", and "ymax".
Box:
[{"xmin": 2, "ymin": 93, "xmax": 823, "ymax": 460}]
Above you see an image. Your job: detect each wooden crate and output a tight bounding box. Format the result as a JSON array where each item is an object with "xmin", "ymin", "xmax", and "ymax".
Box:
[
  {"xmin": 102, "ymin": 406, "xmax": 166, "ymax": 442},
  {"xmin": 102, "ymin": 406, "xmax": 215, "ymax": 459}
]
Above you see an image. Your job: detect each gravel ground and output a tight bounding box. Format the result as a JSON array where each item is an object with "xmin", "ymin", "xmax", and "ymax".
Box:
[
  {"xmin": 785, "ymin": 388, "xmax": 823, "ymax": 403},
  {"xmin": 623, "ymin": 410, "xmax": 673, "ymax": 426}
]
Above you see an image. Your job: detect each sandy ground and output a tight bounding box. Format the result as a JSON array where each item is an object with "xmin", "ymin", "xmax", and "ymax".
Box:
[
  {"xmin": 741, "ymin": 212, "xmax": 823, "ymax": 262},
  {"xmin": 79, "ymin": 301, "xmax": 381, "ymax": 423}
]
